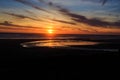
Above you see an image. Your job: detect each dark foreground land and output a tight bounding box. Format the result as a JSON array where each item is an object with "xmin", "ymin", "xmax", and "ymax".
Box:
[{"xmin": 0, "ymin": 39, "xmax": 119, "ymax": 78}]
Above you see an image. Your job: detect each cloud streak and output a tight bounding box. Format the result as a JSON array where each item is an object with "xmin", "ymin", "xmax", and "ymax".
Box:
[
  {"xmin": 0, "ymin": 21, "xmax": 38, "ymax": 29},
  {"xmin": 100, "ymin": 0, "xmax": 108, "ymax": 6},
  {"xmin": 0, "ymin": 21, "xmax": 25, "ymax": 30},
  {"xmin": 38, "ymin": 0, "xmax": 120, "ymax": 28},
  {"xmin": 24, "ymin": 9, "xmax": 37, "ymax": 17},
  {"xmin": 0, "ymin": 21, "xmax": 66, "ymax": 31},
  {"xmin": 63, "ymin": 11, "xmax": 120, "ymax": 28},
  {"xmin": 38, "ymin": 0, "xmax": 63, "ymax": 9},
  {"xmin": 14, "ymin": 0, "xmax": 50, "ymax": 13},
  {"xmin": 81, "ymin": 0, "xmax": 108, "ymax": 6},
  {"xmin": 52, "ymin": 19, "xmax": 76, "ymax": 25},
  {"xmin": 3, "ymin": 12, "xmax": 43, "ymax": 22},
  {"xmin": 56, "ymin": 5, "xmax": 120, "ymax": 28}
]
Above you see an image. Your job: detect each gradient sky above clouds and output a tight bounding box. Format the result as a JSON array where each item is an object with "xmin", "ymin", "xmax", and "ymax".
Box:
[{"xmin": 0, "ymin": 0, "xmax": 120, "ymax": 34}]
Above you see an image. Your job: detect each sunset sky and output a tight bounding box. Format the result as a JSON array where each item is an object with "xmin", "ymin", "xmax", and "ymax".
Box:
[{"xmin": 0, "ymin": 0, "xmax": 120, "ymax": 34}]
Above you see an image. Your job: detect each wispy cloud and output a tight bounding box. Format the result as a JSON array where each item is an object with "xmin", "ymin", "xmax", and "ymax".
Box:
[
  {"xmin": 3, "ymin": 12, "xmax": 43, "ymax": 22},
  {"xmin": 54, "ymin": 4, "xmax": 120, "ymax": 28},
  {"xmin": 52, "ymin": 19, "xmax": 76, "ymax": 25},
  {"xmin": 62, "ymin": 11, "xmax": 120, "ymax": 28},
  {"xmin": 81, "ymin": 0, "xmax": 108, "ymax": 6},
  {"xmin": 14, "ymin": 0, "xmax": 50, "ymax": 13},
  {"xmin": 100, "ymin": 0, "xmax": 108, "ymax": 6},
  {"xmin": 0, "ymin": 21, "xmax": 38, "ymax": 29},
  {"xmin": 0, "ymin": 21, "xmax": 65, "ymax": 31},
  {"xmin": 38, "ymin": 0, "xmax": 120, "ymax": 28},
  {"xmin": 38, "ymin": 0, "xmax": 63, "ymax": 9},
  {"xmin": 24, "ymin": 9, "xmax": 37, "ymax": 17},
  {"xmin": 37, "ymin": 0, "xmax": 120, "ymax": 31}
]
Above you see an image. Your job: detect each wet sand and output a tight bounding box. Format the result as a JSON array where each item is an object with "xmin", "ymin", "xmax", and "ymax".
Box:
[{"xmin": 0, "ymin": 39, "xmax": 119, "ymax": 78}]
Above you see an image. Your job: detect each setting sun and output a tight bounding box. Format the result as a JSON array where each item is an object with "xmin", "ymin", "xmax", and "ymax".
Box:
[{"xmin": 48, "ymin": 29, "xmax": 53, "ymax": 34}]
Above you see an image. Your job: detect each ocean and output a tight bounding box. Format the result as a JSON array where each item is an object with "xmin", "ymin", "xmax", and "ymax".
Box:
[{"xmin": 0, "ymin": 33, "xmax": 119, "ymax": 40}]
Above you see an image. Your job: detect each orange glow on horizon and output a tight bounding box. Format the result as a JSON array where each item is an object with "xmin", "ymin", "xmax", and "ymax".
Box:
[
  {"xmin": 46, "ymin": 29, "xmax": 56, "ymax": 39},
  {"xmin": 48, "ymin": 29, "xmax": 53, "ymax": 34},
  {"xmin": 47, "ymin": 25, "xmax": 55, "ymax": 35}
]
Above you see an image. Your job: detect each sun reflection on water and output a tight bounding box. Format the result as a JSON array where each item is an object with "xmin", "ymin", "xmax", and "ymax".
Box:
[{"xmin": 21, "ymin": 40, "xmax": 98, "ymax": 48}]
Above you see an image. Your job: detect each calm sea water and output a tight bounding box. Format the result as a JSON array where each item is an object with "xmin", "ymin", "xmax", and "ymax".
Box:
[
  {"xmin": 0, "ymin": 33, "xmax": 119, "ymax": 40},
  {"xmin": 21, "ymin": 40, "xmax": 98, "ymax": 48},
  {"xmin": 21, "ymin": 39, "xmax": 119, "ymax": 52}
]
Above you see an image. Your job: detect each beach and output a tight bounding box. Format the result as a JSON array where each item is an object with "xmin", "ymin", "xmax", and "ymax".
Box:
[
  {"xmin": 0, "ymin": 39, "xmax": 119, "ymax": 74},
  {"xmin": 0, "ymin": 0, "xmax": 120, "ymax": 78}
]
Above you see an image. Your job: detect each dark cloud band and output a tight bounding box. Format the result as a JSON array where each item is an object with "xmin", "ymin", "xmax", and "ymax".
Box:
[{"xmin": 52, "ymin": 19, "xmax": 76, "ymax": 25}]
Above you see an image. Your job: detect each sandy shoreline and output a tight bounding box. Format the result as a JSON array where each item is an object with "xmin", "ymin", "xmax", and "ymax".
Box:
[{"xmin": 0, "ymin": 39, "xmax": 119, "ymax": 73}]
